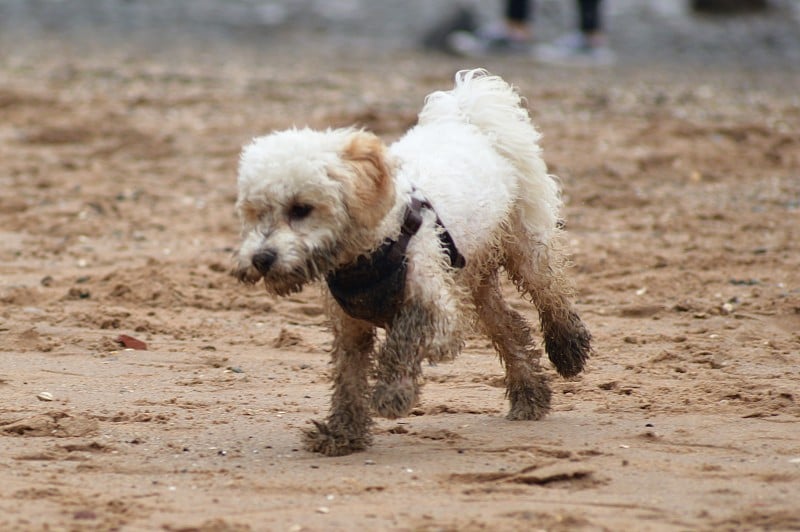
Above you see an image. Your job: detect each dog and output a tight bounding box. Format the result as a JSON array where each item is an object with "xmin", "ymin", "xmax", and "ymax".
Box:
[{"xmin": 232, "ymin": 69, "xmax": 591, "ymax": 456}]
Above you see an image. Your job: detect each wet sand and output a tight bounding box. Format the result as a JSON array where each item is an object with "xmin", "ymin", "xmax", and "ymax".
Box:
[{"xmin": 1, "ymin": 5, "xmax": 799, "ymax": 530}]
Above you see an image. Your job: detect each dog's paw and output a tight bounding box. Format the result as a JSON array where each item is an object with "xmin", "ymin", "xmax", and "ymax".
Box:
[
  {"xmin": 544, "ymin": 311, "xmax": 592, "ymax": 378},
  {"xmin": 303, "ymin": 420, "xmax": 371, "ymax": 457},
  {"xmin": 372, "ymin": 378, "xmax": 418, "ymax": 419},
  {"xmin": 506, "ymin": 376, "xmax": 551, "ymax": 421}
]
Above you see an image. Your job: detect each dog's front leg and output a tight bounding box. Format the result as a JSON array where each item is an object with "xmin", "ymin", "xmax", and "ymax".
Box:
[
  {"xmin": 304, "ymin": 308, "xmax": 375, "ymax": 456},
  {"xmin": 372, "ymin": 301, "xmax": 431, "ymax": 419}
]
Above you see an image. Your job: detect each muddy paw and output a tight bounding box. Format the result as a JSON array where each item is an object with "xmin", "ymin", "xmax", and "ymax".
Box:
[
  {"xmin": 372, "ymin": 377, "xmax": 418, "ymax": 419},
  {"xmin": 506, "ymin": 379, "xmax": 551, "ymax": 421},
  {"xmin": 544, "ymin": 311, "xmax": 592, "ymax": 378},
  {"xmin": 303, "ymin": 420, "xmax": 371, "ymax": 457}
]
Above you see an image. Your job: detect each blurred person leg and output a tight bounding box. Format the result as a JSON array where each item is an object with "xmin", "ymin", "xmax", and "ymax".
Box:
[
  {"xmin": 447, "ymin": 0, "xmax": 535, "ymax": 56},
  {"xmin": 692, "ymin": 0, "xmax": 768, "ymax": 13},
  {"xmin": 421, "ymin": 5, "xmax": 479, "ymax": 51},
  {"xmin": 535, "ymin": 0, "xmax": 616, "ymax": 66}
]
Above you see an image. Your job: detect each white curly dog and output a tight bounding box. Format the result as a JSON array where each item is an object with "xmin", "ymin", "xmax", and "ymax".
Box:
[{"xmin": 233, "ymin": 69, "xmax": 591, "ymax": 456}]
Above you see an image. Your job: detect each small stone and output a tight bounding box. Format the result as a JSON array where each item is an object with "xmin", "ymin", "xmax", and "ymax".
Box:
[
  {"xmin": 316, "ymin": 506, "xmax": 330, "ymax": 514},
  {"xmin": 37, "ymin": 392, "xmax": 54, "ymax": 401},
  {"xmin": 67, "ymin": 287, "xmax": 91, "ymax": 300},
  {"xmin": 73, "ymin": 510, "xmax": 96, "ymax": 520},
  {"xmin": 116, "ymin": 334, "xmax": 147, "ymax": 350}
]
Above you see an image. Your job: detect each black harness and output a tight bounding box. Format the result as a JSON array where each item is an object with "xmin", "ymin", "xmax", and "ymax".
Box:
[{"xmin": 326, "ymin": 193, "xmax": 465, "ymax": 327}]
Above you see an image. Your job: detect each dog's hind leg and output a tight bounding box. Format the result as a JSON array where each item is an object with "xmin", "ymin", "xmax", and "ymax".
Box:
[
  {"xmin": 504, "ymin": 227, "xmax": 592, "ymax": 379},
  {"xmin": 472, "ymin": 271, "xmax": 551, "ymax": 420},
  {"xmin": 304, "ymin": 307, "xmax": 375, "ymax": 456}
]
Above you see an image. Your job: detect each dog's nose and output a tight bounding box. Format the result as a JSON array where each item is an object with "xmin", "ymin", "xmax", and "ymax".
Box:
[{"xmin": 252, "ymin": 249, "xmax": 277, "ymax": 275}]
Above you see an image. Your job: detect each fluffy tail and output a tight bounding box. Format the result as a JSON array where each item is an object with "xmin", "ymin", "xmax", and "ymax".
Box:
[{"xmin": 419, "ymin": 69, "xmax": 561, "ymax": 240}]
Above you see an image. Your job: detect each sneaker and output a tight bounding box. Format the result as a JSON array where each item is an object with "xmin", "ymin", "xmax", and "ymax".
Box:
[
  {"xmin": 447, "ymin": 24, "xmax": 533, "ymax": 57},
  {"xmin": 534, "ymin": 33, "xmax": 616, "ymax": 66},
  {"xmin": 421, "ymin": 6, "xmax": 478, "ymax": 51}
]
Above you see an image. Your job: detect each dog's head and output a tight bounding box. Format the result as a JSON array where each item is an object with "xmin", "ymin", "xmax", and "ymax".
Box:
[{"xmin": 232, "ymin": 128, "xmax": 395, "ymax": 296}]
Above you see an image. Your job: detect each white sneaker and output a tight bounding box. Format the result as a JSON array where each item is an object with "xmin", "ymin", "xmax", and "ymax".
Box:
[
  {"xmin": 535, "ymin": 33, "xmax": 616, "ymax": 66},
  {"xmin": 447, "ymin": 24, "xmax": 533, "ymax": 57}
]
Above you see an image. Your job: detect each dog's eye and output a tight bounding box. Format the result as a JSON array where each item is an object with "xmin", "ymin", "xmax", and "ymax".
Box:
[{"xmin": 288, "ymin": 203, "xmax": 313, "ymax": 221}]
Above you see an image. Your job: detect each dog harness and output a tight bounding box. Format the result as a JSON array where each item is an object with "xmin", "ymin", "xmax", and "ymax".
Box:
[{"xmin": 326, "ymin": 190, "xmax": 466, "ymax": 328}]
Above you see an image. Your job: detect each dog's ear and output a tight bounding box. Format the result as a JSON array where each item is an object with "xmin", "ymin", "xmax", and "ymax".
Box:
[{"xmin": 339, "ymin": 131, "xmax": 395, "ymax": 228}]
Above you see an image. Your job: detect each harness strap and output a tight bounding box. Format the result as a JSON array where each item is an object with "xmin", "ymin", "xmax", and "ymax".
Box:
[
  {"xmin": 421, "ymin": 198, "xmax": 466, "ymax": 269},
  {"xmin": 405, "ymin": 191, "xmax": 466, "ymax": 269},
  {"xmin": 326, "ymin": 189, "xmax": 465, "ymax": 327}
]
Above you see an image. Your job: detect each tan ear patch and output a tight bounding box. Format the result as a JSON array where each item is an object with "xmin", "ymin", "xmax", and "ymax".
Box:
[{"xmin": 341, "ymin": 131, "xmax": 395, "ymax": 228}]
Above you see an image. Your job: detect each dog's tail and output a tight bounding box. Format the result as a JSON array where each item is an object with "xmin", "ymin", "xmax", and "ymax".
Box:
[{"xmin": 419, "ymin": 69, "xmax": 561, "ymax": 240}]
